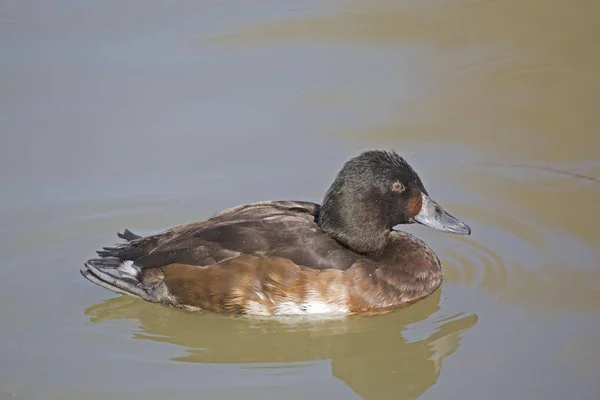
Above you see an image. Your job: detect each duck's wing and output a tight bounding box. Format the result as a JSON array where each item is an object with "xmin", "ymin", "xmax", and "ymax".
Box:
[{"xmin": 91, "ymin": 200, "xmax": 357, "ymax": 271}]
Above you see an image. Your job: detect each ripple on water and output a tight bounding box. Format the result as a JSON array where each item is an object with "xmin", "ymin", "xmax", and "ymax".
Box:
[{"xmin": 437, "ymin": 166, "xmax": 600, "ymax": 317}]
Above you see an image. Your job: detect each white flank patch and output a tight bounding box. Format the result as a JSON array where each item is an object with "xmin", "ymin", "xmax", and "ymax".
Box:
[
  {"xmin": 245, "ymin": 301, "xmax": 270, "ymax": 316},
  {"xmin": 303, "ymin": 289, "xmax": 349, "ymax": 315},
  {"xmin": 273, "ymin": 291, "xmax": 350, "ymax": 316},
  {"xmin": 301, "ymin": 299, "xmax": 348, "ymax": 315},
  {"xmin": 274, "ymin": 301, "xmax": 305, "ymax": 316},
  {"xmin": 117, "ymin": 260, "xmax": 139, "ymax": 280}
]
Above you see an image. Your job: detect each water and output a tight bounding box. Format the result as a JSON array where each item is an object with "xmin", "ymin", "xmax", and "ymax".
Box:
[{"xmin": 1, "ymin": 1, "xmax": 599, "ymax": 399}]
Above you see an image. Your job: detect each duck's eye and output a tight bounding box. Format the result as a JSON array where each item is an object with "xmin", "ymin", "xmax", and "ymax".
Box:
[{"xmin": 391, "ymin": 182, "xmax": 405, "ymax": 192}]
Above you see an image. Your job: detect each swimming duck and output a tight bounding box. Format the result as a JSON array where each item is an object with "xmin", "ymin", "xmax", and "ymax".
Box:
[{"xmin": 81, "ymin": 150, "xmax": 470, "ymax": 316}]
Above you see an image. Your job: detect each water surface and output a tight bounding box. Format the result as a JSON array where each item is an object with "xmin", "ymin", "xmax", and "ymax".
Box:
[{"xmin": 1, "ymin": 1, "xmax": 599, "ymax": 399}]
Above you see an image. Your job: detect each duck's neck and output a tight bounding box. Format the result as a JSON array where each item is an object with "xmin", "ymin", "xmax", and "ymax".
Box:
[{"xmin": 317, "ymin": 203, "xmax": 391, "ymax": 255}]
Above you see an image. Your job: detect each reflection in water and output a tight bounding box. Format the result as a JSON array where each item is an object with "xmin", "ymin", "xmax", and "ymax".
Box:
[{"xmin": 85, "ymin": 290, "xmax": 478, "ymax": 400}]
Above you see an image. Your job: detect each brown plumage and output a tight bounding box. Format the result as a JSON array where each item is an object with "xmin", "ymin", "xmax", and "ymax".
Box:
[{"xmin": 81, "ymin": 150, "xmax": 471, "ymax": 316}]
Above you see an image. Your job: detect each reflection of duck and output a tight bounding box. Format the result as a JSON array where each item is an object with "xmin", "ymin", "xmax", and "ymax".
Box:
[
  {"xmin": 82, "ymin": 150, "xmax": 470, "ymax": 316},
  {"xmin": 84, "ymin": 291, "xmax": 478, "ymax": 400}
]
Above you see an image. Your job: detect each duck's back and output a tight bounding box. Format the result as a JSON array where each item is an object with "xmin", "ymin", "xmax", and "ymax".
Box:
[{"xmin": 97, "ymin": 201, "xmax": 360, "ymax": 271}]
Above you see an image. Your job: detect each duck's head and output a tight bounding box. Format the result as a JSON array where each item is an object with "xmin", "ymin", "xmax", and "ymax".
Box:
[{"xmin": 318, "ymin": 150, "xmax": 471, "ymax": 254}]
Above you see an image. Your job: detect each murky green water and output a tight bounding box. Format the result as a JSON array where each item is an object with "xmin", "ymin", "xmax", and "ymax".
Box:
[{"xmin": 1, "ymin": 1, "xmax": 599, "ymax": 399}]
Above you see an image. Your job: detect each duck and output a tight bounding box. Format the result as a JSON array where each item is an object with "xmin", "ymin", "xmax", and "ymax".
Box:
[{"xmin": 81, "ymin": 150, "xmax": 471, "ymax": 316}]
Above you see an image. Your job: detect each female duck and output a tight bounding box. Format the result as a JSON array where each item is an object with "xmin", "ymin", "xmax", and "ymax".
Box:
[{"xmin": 81, "ymin": 150, "xmax": 470, "ymax": 316}]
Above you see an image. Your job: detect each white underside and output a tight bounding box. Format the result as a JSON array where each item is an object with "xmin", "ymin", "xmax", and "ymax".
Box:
[
  {"xmin": 246, "ymin": 289, "xmax": 350, "ymax": 317},
  {"xmin": 274, "ymin": 300, "xmax": 349, "ymax": 316}
]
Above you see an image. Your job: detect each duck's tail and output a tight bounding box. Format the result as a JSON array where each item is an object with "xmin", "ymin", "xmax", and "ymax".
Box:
[
  {"xmin": 117, "ymin": 229, "xmax": 142, "ymax": 242},
  {"xmin": 81, "ymin": 259, "xmax": 150, "ymax": 299},
  {"xmin": 81, "ymin": 230, "xmax": 154, "ymax": 301}
]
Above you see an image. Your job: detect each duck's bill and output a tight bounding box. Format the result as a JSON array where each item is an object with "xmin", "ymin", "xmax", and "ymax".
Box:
[{"xmin": 413, "ymin": 193, "xmax": 471, "ymax": 235}]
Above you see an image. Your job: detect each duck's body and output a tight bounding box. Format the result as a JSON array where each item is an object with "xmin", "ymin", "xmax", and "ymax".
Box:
[{"xmin": 82, "ymin": 151, "xmax": 470, "ymax": 316}]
